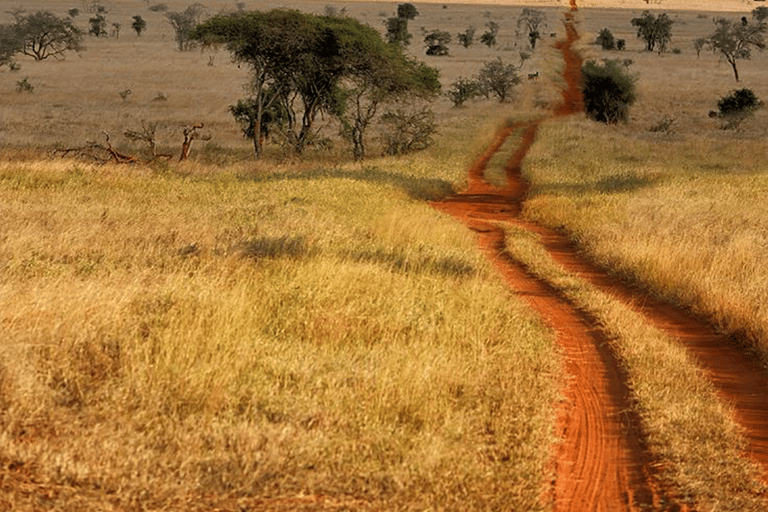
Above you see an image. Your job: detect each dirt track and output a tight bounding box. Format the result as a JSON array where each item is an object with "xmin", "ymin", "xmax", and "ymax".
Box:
[{"xmin": 434, "ymin": 0, "xmax": 768, "ymax": 510}]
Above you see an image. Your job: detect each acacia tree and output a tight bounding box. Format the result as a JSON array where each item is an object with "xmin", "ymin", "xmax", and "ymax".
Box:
[
  {"xmin": 517, "ymin": 8, "xmax": 546, "ymax": 49},
  {"xmin": 477, "ymin": 58, "xmax": 520, "ymax": 102},
  {"xmin": 132, "ymin": 15, "xmax": 146, "ymax": 36},
  {"xmin": 193, "ymin": 10, "xmax": 438, "ymax": 159},
  {"xmin": 6, "ymin": 11, "xmax": 83, "ymax": 61},
  {"xmin": 631, "ymin": 10, "xmax": 673, "ymax": 54},
  {"xmin": 457, "ymin": 26, "xmax": 475, "ymax": 48},
  {"xmin": 480, "ymin": 21, "xmax": 499, "ymax": 47},
  {"xmin": 340, "ymin": 39, "xmax": 440, "ymax": 160},
  {"xmin": 424, "ymin": 30, "xmax": 451, "ymax": 56},
  {"xmin": 385, "ymin": 16, "xmax": 411, "ymax": 46},
  {"xmin": 706, "ymin": 16, "xmax": 767, "ymax": 81},
  {"xmin": 397, "ymin": 3, "xmax": 419, "ymax": 20}
]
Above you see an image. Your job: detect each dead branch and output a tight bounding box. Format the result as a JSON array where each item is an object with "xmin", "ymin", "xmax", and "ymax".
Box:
[
  {"xmin": 53, "ymin": 132, "xmax": 139, "ymax": 164},
  {"xmin": 179, "ymin": 122, "xmax": 211, "ymax": 161}
]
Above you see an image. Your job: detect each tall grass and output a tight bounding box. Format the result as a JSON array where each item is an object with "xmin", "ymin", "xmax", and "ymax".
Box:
[
  {"xmin": 523, "ymin": 118, "xmax": 768, "ymax": 361},
  {"xmin": 501, "ymin": 222, "xmax": 766, "ymax": 511},
  {"xmin": 0, "ymin": 149, "xmax": 561, "ymax": 509}
]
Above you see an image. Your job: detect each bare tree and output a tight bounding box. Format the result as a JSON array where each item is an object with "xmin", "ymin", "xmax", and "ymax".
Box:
[{"xmin": 166, "ymin": 4, "xmax": 205, "ymax": 51}]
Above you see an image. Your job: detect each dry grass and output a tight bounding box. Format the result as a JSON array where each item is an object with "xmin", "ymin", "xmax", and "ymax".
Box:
[
  {"xmin": 501, "ymin": 221, "xmax": 767, "ymax": 511},
  {"xmin": 4, "ymin": 0, "xmax": 768, "ymax": 510},
  {"xmin": 523, "ymin": 118, "xmax": 768, "ymax": 361},
  {"xmin": 0, "ymin": 129, "xmax": 562, "ymax": 510}
]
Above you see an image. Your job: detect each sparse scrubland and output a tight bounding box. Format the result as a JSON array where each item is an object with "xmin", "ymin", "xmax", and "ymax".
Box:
[{"xmin": 2, "ymin": 0, "xmax": 768, "ymax": 510}]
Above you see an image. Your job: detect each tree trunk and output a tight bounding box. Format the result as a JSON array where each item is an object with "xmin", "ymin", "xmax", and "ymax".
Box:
[
  {"xmin": 352, "ymin": 124, "xmax": 365, "ymax": 161},
  {"xmin": 730, "ymin": 59, "xmax": 740, "ymax": 81}
]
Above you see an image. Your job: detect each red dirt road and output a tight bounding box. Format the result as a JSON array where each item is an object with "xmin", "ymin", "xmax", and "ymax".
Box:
[
  {"xmin": 434, "ymin": 5, "xmax": 661, "ymax": 509},
  {"xmin": 435, "ymin": 0, "xmax": 768, "ymax": 509}
]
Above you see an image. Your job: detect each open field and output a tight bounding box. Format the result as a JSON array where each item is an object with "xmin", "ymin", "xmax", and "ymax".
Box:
[{"xmin": 2, "ymin": 0, "xmax": 768, "ymax": 510}]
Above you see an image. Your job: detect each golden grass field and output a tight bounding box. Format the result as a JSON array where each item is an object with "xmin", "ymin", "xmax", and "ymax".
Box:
[{"xmin": 2, "ymin": 0, "xmax": 768, "ymax": 510}]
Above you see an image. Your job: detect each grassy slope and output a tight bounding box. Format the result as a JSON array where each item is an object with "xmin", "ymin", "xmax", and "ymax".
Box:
[
  {"xmin": 0, "ymin": 113, "xmax": 562, "ymax": 510},
  {"xmin": 524, "ymin": 119, "xmax": 768, "ymax": 361}
]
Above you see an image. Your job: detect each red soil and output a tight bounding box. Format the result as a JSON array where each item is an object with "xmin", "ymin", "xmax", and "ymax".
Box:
[{"xmin": 435, "ymin": 0, "xmax": 768, "ymax": 508}]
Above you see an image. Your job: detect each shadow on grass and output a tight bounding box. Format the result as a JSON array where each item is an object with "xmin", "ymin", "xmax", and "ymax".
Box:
[
  {"xmin": 238, "ymin": 235, "xmax": 310, "ymax": 261},
  {"xmin": 531, "ymin": 172, "xmax": 660, "ymax": 197},
  {"xmin": 342, "ymin": 247, "xmax": 475, "ymax": 278},
  {"xmin": 239, "ymin": 166, "xmax": 456, "ymax": 201}
]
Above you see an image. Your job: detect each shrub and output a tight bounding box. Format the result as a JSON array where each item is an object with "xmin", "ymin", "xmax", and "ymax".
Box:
[
  {"xmin": 616, "ymin": 39, "xmax": 626, "ymax": 50},
  {"xmin": 457, "ymin": 26, "xmax": 475, "ymax": 48},
  {"xmin": 480, "ymin": 21, "xmax": 499, "ymax": 47},
  {"xmin": 132, "ymin": 15, "xmax": 146, "ymax": 36},
  {"xmin": 424, "ymin": 29, "xmax": 451, "ymax": 56},
  {"xmin": 385, "ymin": 16, "xmax": 410, "ymax": 46},
  {"xmin": 89, "ymin": 14, "xmax": 107, "ymax": 37},
  {"xmin": 718, "ymin": 88, "xmax": 761, "ymax": 116},
  {"xmin": 16, "ymin": 77, "xmax": 34, "ymax": 93},
  {"xmin": 581, "ymin": 59, "xmax": 637, "ymax": 123},
  {"xmin": 716, "ymin": 88, "xmax": 762, "ymax": 128},
  {"xmin": 446, "ymin": 77, "xmax": 480, "ymax": 107},
  {"xmin": 380, "ymin": 107, "xmax": 436, "ymax": 155},
  {"xmin": 596, "ymin": 28, "xmax": 615, "ymax": 50},
  {"xmin": 477, "ymin": 57, "xmax": 520, "ymax": 103}
]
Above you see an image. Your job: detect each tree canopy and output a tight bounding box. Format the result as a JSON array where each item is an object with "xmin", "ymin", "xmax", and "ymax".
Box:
[
  {"xmin": 2, "ymin": 10, "xmax": 83, "ymax": 61},
  {"xmin": 397, "ymin": 3, "xmax": 419, "ymax": 20},
  {"xmin": 631, "ymin": 11, "xmax": 673, "ymax": 54},
  {"xmin": 706, "ymin": 16, "xmax": 766, "ymax": 81},
  {"xmin": 191, "ymin": 9, "xmax": 439, "ymax": 160}
]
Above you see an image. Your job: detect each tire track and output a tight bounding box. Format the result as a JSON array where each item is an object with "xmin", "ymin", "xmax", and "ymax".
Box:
[
  {"xmin": 435, "ymin": 127, "xmax": 659, "ymax": 512},
  {"xmin": 513, "ymin": 201, "xmax": 768, "ymax": 485},
  {"xmin": 437, "ymin": 0, "xmax": 768, "ymax": 508},
  {"xmin": 433, "ymin": 4, "xmax": 664, "ymax": 510}
]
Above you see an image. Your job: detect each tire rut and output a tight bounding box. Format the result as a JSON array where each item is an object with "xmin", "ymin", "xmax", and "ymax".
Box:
[
  {"xmin": 435, "ymin": 129, "xmax": 660, "ymax": 512},
  {"xmin": 435, "ymin": 2, "xmax": 668, "ymax": 510},
  {"xmin": 435, "ymin": 0, "xmax": 768, "ymax": 508}
]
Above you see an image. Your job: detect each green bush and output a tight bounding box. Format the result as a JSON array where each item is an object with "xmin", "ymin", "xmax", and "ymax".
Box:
[
  {"xmin": 716, "ymin": 88, "xmax": 762, "ymax": 129},
  {"xmin": 717, "ymin": 88, "xmax": 761, "ymax": 117},
  {"xmin": 581, "ymin": 59, "xmax": 637, "ymax": 123},
  {"xmin": 596, "ymin": 28, "xmax": 615, "ymax": 50}
]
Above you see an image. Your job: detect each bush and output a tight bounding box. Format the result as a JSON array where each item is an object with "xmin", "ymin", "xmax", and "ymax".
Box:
[
  {"xmin": 380, "ymin": 107, "xmax": 436, "ymax": 155},
  {"xmin": 718, "ymin": 88, "xmax": 761, "ymax": 116},
  {"xmin": 477, "ymin": 57, "xmax": 520, "ymax": 103},
  {"xmin": 581, "ymin": 59, "xmax": 637, "ymax": 123},
  {"xmin": 424, "ymin": 29, "xmax": 451, "ymax": 56},
  {"xmin": 596, "ymin": 28, "xmax": 615, "ymax": 50},
  {"xmin": 716, "ymin": 88, "xmax": 762, "ymax": 128},
  {"xmin": 89, "ymin": 14, "xmax": 107, "ymax": 37},
  {"xmin": 446, "ymin": 77, "xmax": 480, "ymax": 107},
  {"xmin": 16, "ymin": 77, "xmax": 34, "ymax": 93}
]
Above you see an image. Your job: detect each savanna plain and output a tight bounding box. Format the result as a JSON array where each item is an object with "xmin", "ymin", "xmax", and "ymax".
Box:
[{"xmin": 2, "ymin": 0, "xmax": 768, "ymax": 510}]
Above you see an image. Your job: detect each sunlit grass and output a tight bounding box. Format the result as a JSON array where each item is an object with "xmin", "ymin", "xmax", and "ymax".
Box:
[
  {"xmin": 501, "ymin": 222, "xmax": 767, "ymax": 511},
  {"xmin": 0, "ymin": 155, "xmax": 561, "ymax": 510},
  {"xmin": 523, "ymin": 118, "xmax": 768, "ymax": 361}
]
